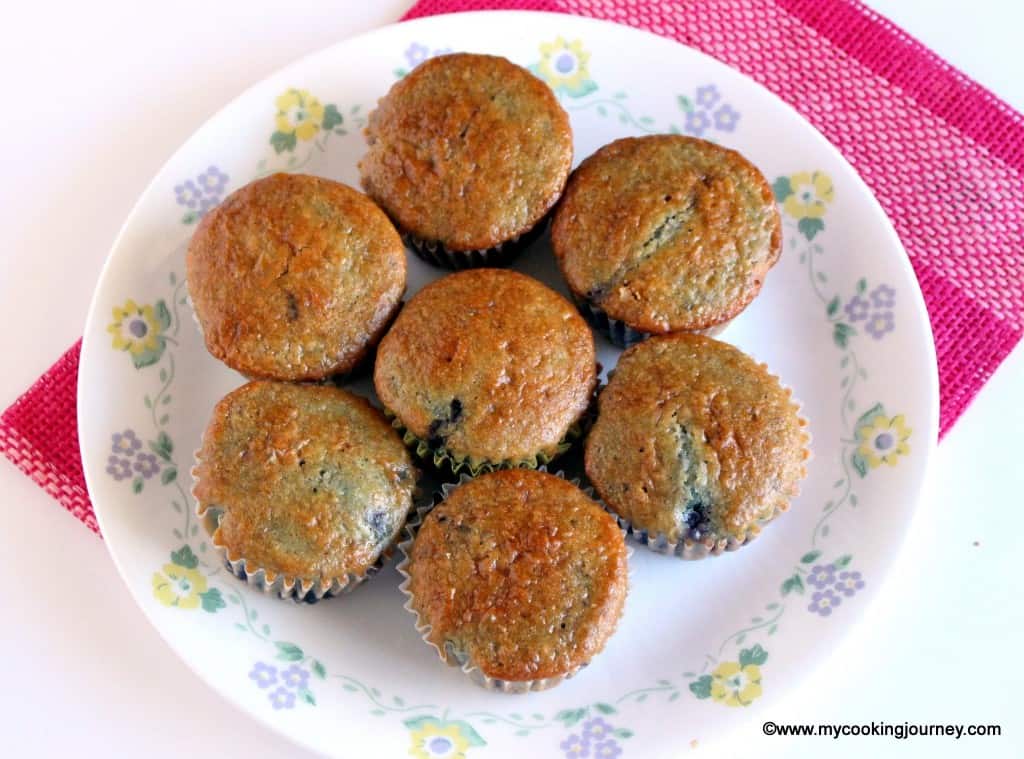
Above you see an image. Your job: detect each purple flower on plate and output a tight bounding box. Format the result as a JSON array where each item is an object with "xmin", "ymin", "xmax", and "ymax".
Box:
[
  {"xmin": 133, "ymin": 452, "xmax": 161, "ymax": 479},
  {"xmin": 405, "ymin": 42, "xmax": 429, "ymax": 67},
  {"xmin": 843, "ymin": 294, "xmax": 871, "ymax": 322},
  {"xmin": 268, "ymin": 685, "xmax": 296, "ymax": 710},
  {"xmin": 807, "ymin": 563, "xmax": 837, "ymax": 589},
  {"xmin": 111, "ymin": 429, "xmax": 142, "ymax": 456},
  {"xmin": 684, "ymin": 109, "xmax": 710, "ymax": 137},
  {"xmin": 865, "ymin": 310, "xmax": 895, "ymax": 339},
  {"xmin": 198, "ymin": 194, "xmax": 221, "ymax": 216},
  {"xmin": 560, "ymin": 734, "xmax": 589, "ymax": 758},
  {"xmin": 834, "ymin": 570, "xmax": 865, "ymax": 597},
  {"xmin": 197, "ymin": 165, "xmax": 228, "ymax": 196},
  {"xmin": 592, "ymin": 739, "xmax": 623, "ymax": 759},
  {"xmin": 248, "ymin": 662, "xmax": 278, "ymax": 689},
  {"xmin": 582, "ymin": 718, "xmax": 613, "ymax": 742},
  {"xmin": 106, "ymin": 455, "xmax": 133, "ymax": 481},
  {"xmin": 280, "ymin": 664, "xmax": 309, "ymax": 691},
  {"xmin": 870, "ymin": 283, "xmax": 896, "ymax": 309},
  {"xmin": 713, "ymin": 104, "xmax": 740, "ymax": 132},
  {"xmin": 695, "ymin": 84, "xmax": 720, "ymax": 109},
  {"xmin": 808, "ymin": 588, "xmax": 842, "ymax": 617},
  {"xmin": 174, "ymin": 180, "xmax": 202, "ymax": 209}
]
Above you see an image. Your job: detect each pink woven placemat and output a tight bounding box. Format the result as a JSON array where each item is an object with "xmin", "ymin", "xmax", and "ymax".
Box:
[{"xmin": 3, "ymin": 0, "xmax": 1022, "ymax": 535}]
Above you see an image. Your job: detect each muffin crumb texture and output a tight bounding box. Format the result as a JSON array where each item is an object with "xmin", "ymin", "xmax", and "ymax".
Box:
[
  {"xmin": 374, "ymin": 269, "xmax": 596, "ymax": 465},
  {"xmin": 193, "ymin": 382, "xmax": 416, "ymax": 584},
  {"xmin": 407, "ymin": 470, "xmax": 628, "ymax": 682},
  {"xmin": 360, "ymin": 53, "xmax": 572, "ymax": 251},
  {"xmin": 552, "ymin": 135, "xmax": 781, "ymax": 333},
  {"xmin": 586, "ymin": 334, "xmax": 808, "ymax": 545},
  {"xmin": 187, "ymin": 173, "xmax": 406, "ymax": 380}
]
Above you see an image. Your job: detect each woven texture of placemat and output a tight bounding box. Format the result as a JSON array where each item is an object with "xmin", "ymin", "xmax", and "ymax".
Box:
[{"xmin": 2, "ymin": 0, "xmax": 1022, "ymax": 534}]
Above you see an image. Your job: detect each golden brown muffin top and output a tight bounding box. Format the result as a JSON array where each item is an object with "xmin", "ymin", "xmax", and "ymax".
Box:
[
  {"xmin": 585, "ymin": 334, "xmax": 808, "ymax": 544},
  {"xmin": 552, "ymin": 135, "xmax": 781, "ymax": 333},
  {"xmin": 193, "ymin": 382, "xmax": 416, "ymax": 583},
  {"xmin": 359, "ymin": 53, "xmax": 572, "ymax": 251},
  {"xmin": 407, "ymin": 470, "xmax": 628, "ymax": 681},
  {"xmin": 187, "ymin": 173, "xmax": 406, "ymax": 381},
  {"xmin": 374, "ymin": 269, "xmax": 596, "ymax": 465}
]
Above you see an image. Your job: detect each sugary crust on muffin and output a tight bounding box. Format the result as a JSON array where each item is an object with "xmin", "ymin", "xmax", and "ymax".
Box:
[
  {"xmin": 360, "ymin": 53, "xmax": 572, "ymax": 252},
  {"xmin": 187, "ymin": 173, "xmax": 406, "ymax": 380},
  {"xmin": 373, "ymin": 269, "xmax": 596, "ymax": 464},
  {"xmin": 585, "ymin": 334, "xmax": 808, "ymax": 544},
  {"xmin": 407, "ymin": 470, "xmax": 628, "ymax": 681},
  {"xmin": 193, "ymin": 382, "xmax": 416, "ymax": 582},
  {"xmin": 551, "ymin": 135, "xmax": 781, "ymax": 333}
]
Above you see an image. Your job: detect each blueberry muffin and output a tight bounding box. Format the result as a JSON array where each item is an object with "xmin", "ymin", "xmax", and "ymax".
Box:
[
  {"xmin": 192, "ymin": 381, "xmax": 417, "ymax": 601},
  {"xmin": 551, "ymin": 135, "xmax": 781, "ymax": 346},
  {"xmin": 373, "ymin": 269, "xmax": 596, "ymax": 474},
  {"xmin": 360, "ymin": 53, "xmax": 573, "ymax": 268},
  {"xmin": 187, "ymin": 173, "xmax": 406, "ymax": 381},
  {"xmin": 400, "ymin": 470, "xmax": 628, "ymax": 691},
  {"xmin": 585, "ymin": 334, "xmax": 809, "ymax": 558}
]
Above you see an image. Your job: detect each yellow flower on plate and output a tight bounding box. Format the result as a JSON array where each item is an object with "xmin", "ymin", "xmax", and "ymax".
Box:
[
  {"xmin": 857, "ymin": 414, "xmax": 911, "ymax": 468},
  {"xmin": 409, "ymin": 720, "xmax": 473, "ymax": 759},
  {"xmin": 152, "ymin": 563, "xmax": 207, "ymax": 609},
  {"xmin": 783, "ymin": 171, "xmax": 834, "ymax": 219},
  {"xmin": 275, "ymin": 88, "xmax": 325, "ymax": 142},
  {"xmin": 532, "ymin": 37, "xmax": 597, "ymax": 98},
  {"xmin": 710, "ymin": 661, "xmax": 763, "ymax": 707},
  {"xmin": 107, "ymin": 299, "xmax": 163, "ymax": 356}
]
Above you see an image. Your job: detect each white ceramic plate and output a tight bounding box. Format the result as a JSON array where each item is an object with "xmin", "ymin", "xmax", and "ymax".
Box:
[{"xmin": 79, "ymin": 11, "xmax": 938, "ymax": 759}]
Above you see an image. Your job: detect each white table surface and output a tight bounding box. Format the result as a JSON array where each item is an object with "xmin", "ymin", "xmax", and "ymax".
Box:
[{"xmin": 2, "ymin": 1, "xmax": 1022, "ymax": 757}]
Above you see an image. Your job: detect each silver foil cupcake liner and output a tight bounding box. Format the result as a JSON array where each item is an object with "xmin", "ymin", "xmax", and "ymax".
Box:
[
  {"xmin": 396, "ymin": 470, "xmax": 629, "ymax": 692},
  {"xmin": 403, "ymin": 216, "xmax": 548, "ymax": 271},
  {"xmin": 191, "ymin": 451, "xmax": 416, "ymax": 604},
  {"xmin": 570, "ymin": 292, "xmax": 731, "ymax": 348}
]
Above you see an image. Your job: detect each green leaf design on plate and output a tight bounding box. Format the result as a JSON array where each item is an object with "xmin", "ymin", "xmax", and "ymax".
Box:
[
  {"xmin": 739, "ymin": 644, "xmax": 768, "ymax": 667},
  {"xmin": 312, "ymin": 659, "xmax": 326, "ymax": 679},
  {"xmin": 342, "ymin": 683, "xmax": 357, "ymax": 692},
  {"xmin": 371, "ymin": 708, "xmax": 385, "ymax": 716},
  {"xmin": 677, "ymin": 94, "xmax": 693, "ymax": 112},
  {"xmin": 851, "ymin": 450, "xmax": 869, "ymax": 478},
  {"xmin": 515, "ymin": 729, "xmax": 529, "ymax": 737},
  {"xmin": 131, "ymin": 477, "xmax": 144, "ymax": 494},
  {"xmin": 131, "ymin": 345, "xmax": 164, "ymax": 369},
  {"xmin": 781, "ymin": 574, "xmax": 804, "ymax": 596},
  {"xmin": 199, "ymin": 587, "xmax": 225, "ymax": 613},
  {"xmin": 403, "ymin": 715, "xmax": 439, "ymax": 731},
  {"xmin": 689, "ymin": 675, "xmax": 712, "ymax": 699},
  {"xmin": 171, "ymin": 545, "xmax": 198, "ymax": 569},
  {"xmin": 772, "ymin": 175, "xmax": 793, "ymax": 201},
  {"xmin": 275, "ymin": 641, "xmax": 304, "ymax": 661},
  {"xmin": 834, "ymin": 554, "xmax": 853, "ymax": 569},
  {"xmin": 161, "ymin": 467, "xmax": 177, "ymax": 485},
  {"xmin": 555, "ymin": 708, "xmax": 587, "ymax": 726},
  {"xmin": 455, "ymin": 721, "xmax": 486, "ymax": 747},
  {"xmin": 299, "ymin": 687, "xmax": 316, "ymax": 706},
  {"xmin": 596, "ymin": 104, "xmax": 607, "ymax": 116},
  {"xmin": 615, "ymin": 728, "xmax": 635, "ymax": 738},
  {"xmin": 155, "ymin": 299, "xmax": 172, "ymax": 330},
  {"xmin": 181, "ymin": 210, "xmax": 200, "ymax": 225},
  {"xmin": 393, "ymin": 68, "xmax": 408, "ymax": 78},
  {"xmin": 855, "ymin": 402, "xmax": 885, "ymax": 429},
  {"xmin": 798, "ymin": 216, "xmax": 825, "ymax": 240},
  {"xmin": 801, "ymin": 550, "xmax": 822, "ymax": 564},
  {"xmin": 593, "ymin": 702, "xmax": 616, "ymax": 715},
  {"xmin": 270, "ymin": 130, "xmax": 297, "ymax": 154},
  {"xmin": 857, "ymin": 277, "xmax": 868, "ymax": 294},
  {"xmin": 321, "ymin": 103, "xmax": 343, "ymax": 130},
  {"xmin": 832, "ymin": 322, "xmax": 855, "ymax": 348},
  {"xmin": 826, "ymin": 295, "xmax": 840, "ymax": 317}
]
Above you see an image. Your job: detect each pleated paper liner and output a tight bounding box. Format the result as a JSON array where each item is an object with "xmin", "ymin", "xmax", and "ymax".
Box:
[
  {"xmin": 402, "ymin": 215, "xmax": 548, "ymax": 270},
  {"xmin": 570, "ymin": 291, "xmax": 732, "ymax": 348}
]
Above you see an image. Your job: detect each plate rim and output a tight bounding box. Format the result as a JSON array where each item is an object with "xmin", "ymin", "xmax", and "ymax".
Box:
[{"xmin": 77, "ymin": 10, "xmax": 940, "ymax": 757}]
